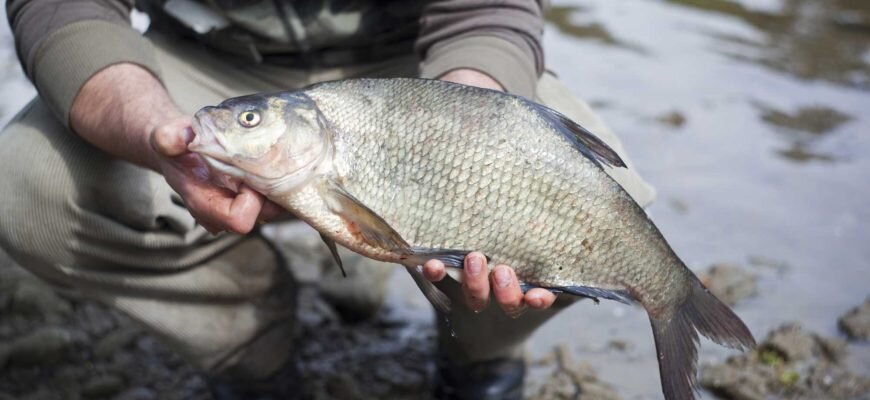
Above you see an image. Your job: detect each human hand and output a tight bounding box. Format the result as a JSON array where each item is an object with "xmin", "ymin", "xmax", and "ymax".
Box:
[
  {"xmin": 422, "ymin": 252, "xmax": 557, "ymax": 315},
  {"xmin": 149, "ymin": 117, "xmax": 287, "ymax": 234}
]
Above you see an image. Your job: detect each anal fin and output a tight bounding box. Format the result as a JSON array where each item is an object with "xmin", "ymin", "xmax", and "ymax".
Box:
[
  {"xmin": 519, "ymin": 282, "xmax": 634, "ymax": 305},
  {"xmin": 406, "ymin": 266, "xmax": 452, "ymax": 314},
  {"xmin": 319, "ymin": 233, "xmax": 347, "ymax": 278}
]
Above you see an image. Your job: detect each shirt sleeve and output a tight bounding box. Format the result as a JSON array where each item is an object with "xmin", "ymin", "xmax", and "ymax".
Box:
[
  {"xmin": 414, "ymin": 0, "xmax": 546, "ymax": 98},
  {"xmin": 6, "ymin": 0, "xmax": 163, "ymax": 126}
]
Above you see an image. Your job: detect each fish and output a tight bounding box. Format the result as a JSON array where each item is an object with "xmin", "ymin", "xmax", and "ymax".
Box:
[{"xmin": 188, "ymin": 77, "xmax": 755, "ymax": 400}]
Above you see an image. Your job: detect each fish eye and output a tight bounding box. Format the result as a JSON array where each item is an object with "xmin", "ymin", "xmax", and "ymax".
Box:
[{"xmin": 238, "ymin": 110, "xmax": 261, "ymax": 128}]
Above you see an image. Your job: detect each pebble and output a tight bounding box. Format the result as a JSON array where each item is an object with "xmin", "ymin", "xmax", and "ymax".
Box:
[
  {"xmin": 81, "ymin": 374, "xmax": 125, "ymax": 398},
  {"xmin": 838, "ymin": 298, "xmax": 870, "ymax": 340},
  {"xmin": 112, "ymin": 387, "xmax": 157, "ymax": 400},
  {"xmin": 700, "ymin": 263, "xmax": 757, "ymax": 306},
  {"xmin": 94, "ymin": 326, "xmax": 141, "ymax": 360},
  {"xmin": 5, "ymin": 327, "xmax": 72, "ymax": 366},
  {"xmin": 10, "ymin": 280, "xmax": 72, "ymax": 318},
  {"xmin": 764, "ymin": 324, "xmax": 816, "ymax": 362}
]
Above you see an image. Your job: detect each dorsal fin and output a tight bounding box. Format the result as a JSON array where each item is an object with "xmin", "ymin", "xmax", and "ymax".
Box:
[{"xmin": 530, "ymin": 102, "xmax": 627, "ymax": 168}]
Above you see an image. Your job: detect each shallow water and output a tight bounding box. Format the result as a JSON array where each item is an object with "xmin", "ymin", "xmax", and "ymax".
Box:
[
  {"xmin": 531, "ymin": 0, "xmax": 870, "ymax": 397},
  {"xmin": 2, "ymin": 0, "xmax": 868, "ymax": 398}
]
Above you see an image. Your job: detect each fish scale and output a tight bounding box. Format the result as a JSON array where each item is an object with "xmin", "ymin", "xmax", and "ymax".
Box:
[
  {"xmin": 189, "ymin": 77, "xmax": 756, "ymax": 400},
  {"xmin": 308, "ymin": 80, "xmax": 650, "ymax": 292}
]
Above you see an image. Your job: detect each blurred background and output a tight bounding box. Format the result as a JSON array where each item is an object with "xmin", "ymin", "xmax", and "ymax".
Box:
[{"xmin": 1, "ymin": 0, "xmax": 868, "ymax": 399}]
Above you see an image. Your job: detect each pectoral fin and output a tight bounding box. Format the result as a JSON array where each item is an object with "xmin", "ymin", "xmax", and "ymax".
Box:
[
  {"xmin": 321, "ymin": 177, "xmax": 410, "ymax": 252},
  {"xmin": 320, "ymin": 177, "xmax": 479, "ymax": 268},
  {"xmin": 319, "ymin": 233, "xmax": 347, "ymax": 278}
]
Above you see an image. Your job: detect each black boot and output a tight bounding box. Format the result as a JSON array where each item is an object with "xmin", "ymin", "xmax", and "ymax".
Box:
[{"xmin": 433, "ymin": 357, "xmax": 526, "ymax": 400}]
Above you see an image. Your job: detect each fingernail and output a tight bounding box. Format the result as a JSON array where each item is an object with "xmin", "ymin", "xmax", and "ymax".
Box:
[
  {"xmin": 494, "ymin": 266, "xmax": 511, "ymax": 288},
  {"xmin": 466, "ymin": 255, "xmax": 482, "ymax": 277}
]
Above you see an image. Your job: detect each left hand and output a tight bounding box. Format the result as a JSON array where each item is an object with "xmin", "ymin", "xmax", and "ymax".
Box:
[{"xmin": 424, "ymin": 70, "xmax": 557, "ymax": 315}]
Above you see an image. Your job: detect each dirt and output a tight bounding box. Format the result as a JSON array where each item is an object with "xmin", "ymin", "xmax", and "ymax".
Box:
[
  {"xmin": 700, "ymin": 323, "xmax": 870, "ymax": 400},
  {"xmin": 700, "ymin": 264, "xmax": 758, "ymax": 307},
  {"xmin": 839, "ymin": 297, "xmax": 870, "ymax": 341}
]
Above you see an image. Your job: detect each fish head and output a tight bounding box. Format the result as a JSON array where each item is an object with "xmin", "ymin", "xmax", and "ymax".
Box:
[{"xmin": 189, "ymin": 92, "xmax": 331, "ymax": 195}]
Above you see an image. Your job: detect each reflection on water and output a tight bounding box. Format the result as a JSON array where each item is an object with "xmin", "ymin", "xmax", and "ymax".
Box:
[
  {"xmin": 546, "ymin": 5, "xmax": 646, "ymax": 53},
  {"xmin": 666, "ymin": 0, "xmax": 870, "ymax": 89}
]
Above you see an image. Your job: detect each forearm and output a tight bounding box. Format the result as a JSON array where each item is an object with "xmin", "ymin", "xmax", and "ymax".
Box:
[
  {"xmin": 415, "ymin": 0, "xmax": 546, "ymax": 98},
  {"xmin": 7, "ymin": 0, "xmax": 161, "ymax": 124},
  {"xmin": 69, "ymin": 63, "xmax": 182, "ymax": 171}
]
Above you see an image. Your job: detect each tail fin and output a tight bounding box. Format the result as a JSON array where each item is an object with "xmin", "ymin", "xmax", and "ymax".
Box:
[{"xmin": 649, "ymin": 281, "xmax": 756, "ymax": 400}]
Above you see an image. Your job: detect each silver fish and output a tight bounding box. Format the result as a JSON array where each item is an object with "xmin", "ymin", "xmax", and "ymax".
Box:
[{"xmin": 188, "ymin": 78, "xmax": 755, "ymax": 399}]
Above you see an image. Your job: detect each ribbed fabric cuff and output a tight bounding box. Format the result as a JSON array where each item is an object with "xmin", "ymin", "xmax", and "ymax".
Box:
[
  {"xmin": 420, "ymin": 35, "xmax": 537, "ymax": 99},
  {"xmin": 31, "ymin": 20, "xmax": 162, "ymax": 127}
]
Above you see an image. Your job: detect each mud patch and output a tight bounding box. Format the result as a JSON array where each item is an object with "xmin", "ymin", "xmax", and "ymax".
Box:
[
  {"xmin": 700, "ymin": 263, "xmax": 758, "ymax": 306},
  {"xmin": 700, "ymin": 323, "xmax": 870, "ymax": 399},
  {"xmin": 839, "ymin": 297, "xmax": 870, "ymax": 341},
  {"xmin": 527, "ymin": 344, "xmax": 621, "ymax": 400}
]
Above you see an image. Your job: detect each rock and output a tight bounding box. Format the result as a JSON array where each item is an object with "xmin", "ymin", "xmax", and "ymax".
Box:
[
  {"xmin": 838, "ymin": 298, "xmax": 870, "ymax": 340},
  {"xmin": 700, "ymin": 361, "xmax": 773, "ymax": 400},
  {"xmin": 79, "ymin": 302, "xmax": 117, "ymax": 338},
  {"xmin": 9, "ymin": 280, "xmax": 72, "ymax": 318},
  {"xmin": 0, "ymin": 344, "xmax": 8, "ymax": 369},
  {"xmin": 325, "ymin": 373, "xmax": 359, "ymax": 400},
  {"xmin": 578, "ymin": 380, "xmax": 621, "ymax": 400},
  {"xmin": 606, "ymin": 339, "xmax": 633, "ymax": 352},
  {"xmin": 763, "ymin": 324, "xmax": 816, "ymax": 362},
  {"xmin": 81, "ymin": 374, "xmax": 125, "ymax": 398},
  {"xmin": 702, "ymin": 322, "xmax": 870, "ymax": 400},
  {"xmin": 112, "ymin": 387, "xmax": 157, "ymax": 400},
  {"xmin": 5, "ymin": 327, "xmax": 72, "ymax": 366},
  {"xmin": 656, "ymin": 110, "xmax": 687, "ymax": 128},
  {"xmin": 94, "ymin": 326, "xmax": 141, "ymax": 360},
  {"xmin": 18, "ymin": 389, "xmax": 62, "ymax": 400},
  {"xmin": 700, "ymin": 264, "xmax": 757, "ymax": 306},
  {"xmin": 54, "ymin": 365, "xmax": 86, "ymax": 388}
]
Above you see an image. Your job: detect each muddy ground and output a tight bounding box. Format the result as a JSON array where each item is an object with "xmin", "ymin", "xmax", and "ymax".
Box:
[{"xmin": 2, "ymin": 228, "xmax": 869, "ymax": 400}]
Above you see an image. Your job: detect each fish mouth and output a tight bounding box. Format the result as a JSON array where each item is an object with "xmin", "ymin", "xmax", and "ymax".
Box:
[{"xmin": 189, "ymin": 113, "xmax": 245, "ymax": 178}]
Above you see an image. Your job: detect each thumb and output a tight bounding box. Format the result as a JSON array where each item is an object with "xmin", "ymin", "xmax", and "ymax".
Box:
[{"xmin": 151, "ymin": 117, "xmax": 194, "ymax": 158}]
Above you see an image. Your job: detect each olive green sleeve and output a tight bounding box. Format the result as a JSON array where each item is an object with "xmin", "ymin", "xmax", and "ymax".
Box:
[
  {"xmin": 415, "ymin": 0, "xmax": 547, "ymax": 99},
  {"xmin": 6, "ymin": 0, "xmax": 162, "ymax": 126}
]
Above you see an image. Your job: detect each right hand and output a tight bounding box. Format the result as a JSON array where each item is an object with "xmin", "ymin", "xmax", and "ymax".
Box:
[{"xmin": 149, "ymin": 117, "xmax": 286, "ymax": 234}]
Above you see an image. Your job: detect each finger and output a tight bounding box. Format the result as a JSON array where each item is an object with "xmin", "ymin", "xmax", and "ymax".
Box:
[
  {"xmin": 257, "ymin": 200, "xmax": 288, "ymax": 223},
  {"xmin": 462, "ymin": 252, "xmax": 489, "ymax": 312},
  {"xmin": 491, "ymin": 265, "xmax": 525, "ymax": 316},
  {"xmin": 152, "ymin": 119, "xmax": 194, "ymax": 157},
  {"xmin": 224, "ymin": 185, "xmax": 266, "ymax": 234},
  {"xmin": 422, "ymin": 259, "xmax": 447, "ymax": 282},
  {"xmin": 179, "ymin": 181, "xmax": 260, "ymax": 234},
  {"xmin": 524, "ymin": 288, "xmax": 557, "ymax": 310}
]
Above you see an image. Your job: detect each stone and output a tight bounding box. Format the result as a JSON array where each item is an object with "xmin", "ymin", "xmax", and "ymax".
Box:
[
  {"xmin": 94, "ymin": 326, "xmax": 141, "ymax": 360},
  {"xmin": 700, "ymin": 264, "xmax": 757, "ymax": 306},
  {"xmin": 838, "ymin": 298, "xmax": 870, "ymax": 340},
  {"xmin": 763, "ymin": 324, "xmax": 816, "ymax": 362},
  {"xmin": 112, "ymin": 387, "xmax": 157, "ymax": 400},
  {"xmin": 6, "ymin": 327, "xmax": 72, "ymax": 366},
  {"xmin": 81, "ymin": 374, "xmax": 125, "ymax": 398},
  {"xmin": 9, "ymin": 280, "xmax": 72, "ymax": 318}
]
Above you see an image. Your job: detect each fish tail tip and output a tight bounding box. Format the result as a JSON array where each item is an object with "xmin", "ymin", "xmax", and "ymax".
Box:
[{"xmin": 649, "ymin": 281, "xmax": 755, "ymax": 400}]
